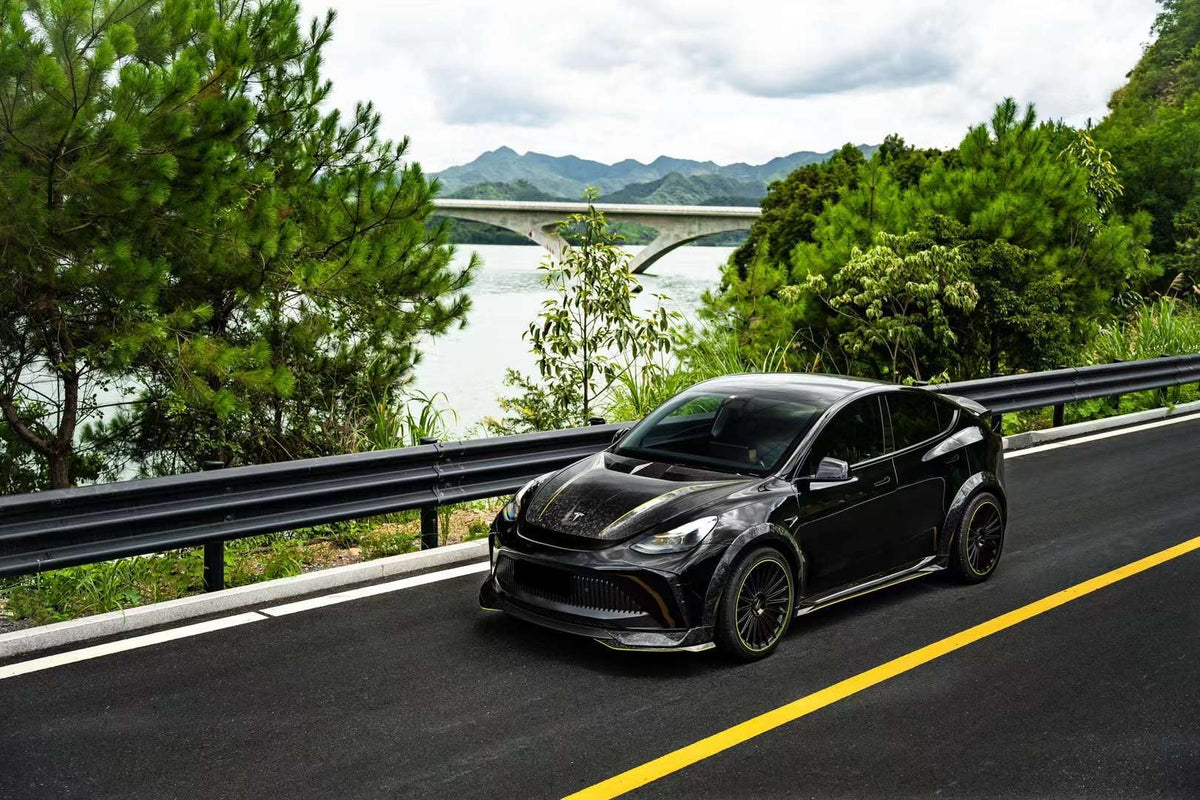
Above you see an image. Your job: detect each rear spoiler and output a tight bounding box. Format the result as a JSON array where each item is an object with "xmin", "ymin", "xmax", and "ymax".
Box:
[{"xmin": 941, "ymin": 393, "xmax": 989, "ymax": 417}]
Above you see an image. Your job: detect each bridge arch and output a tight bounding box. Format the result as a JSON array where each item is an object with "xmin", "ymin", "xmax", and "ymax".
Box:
[
  {"xmin": 433, "ymin": 199, "xmax": 759, "ymax": 274},
  {"xmin": 434, "ymin": 207, "xmax": 568, "ymax": 261}
]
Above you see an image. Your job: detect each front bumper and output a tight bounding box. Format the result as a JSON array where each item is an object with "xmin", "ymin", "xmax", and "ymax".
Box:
[{"xmin": 479, "ymin": 545, "xmax": 714, "ymax": 652}]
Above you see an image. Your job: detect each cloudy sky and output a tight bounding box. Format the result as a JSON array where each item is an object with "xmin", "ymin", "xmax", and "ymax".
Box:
[{"xmin": 297, "ymin": 0, "xmax": 1161, "ymax": 172}]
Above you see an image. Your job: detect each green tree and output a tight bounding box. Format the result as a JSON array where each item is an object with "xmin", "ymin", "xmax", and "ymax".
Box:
[
  {"xmin": 706, "ymin": 101, "xmax": 1152, "ymax": 379},
  {"xmin": 1094, "ymin": 0, "xmax": 1200, "ymax": 286},
  {"xmin": 727, "ymin": 143, "xmax": 867, "ymax": 274},
  {"xmin": 0, "ymin": 0, "xmax": 472, "ymax": 487},
  {"xmin": 784, "ymin": 231, "xmax": 978, "ymax": 381},
  {"xmin": 705, "ymin": 142, "xmax": 937, "ymax": 369},
  {"xmin": 488, "ymin": 193, "xmax": 677, "ymax": 433},
  {"xmin": 921, "ymin": 100, "xmax": 1153, "ymax": 374}
]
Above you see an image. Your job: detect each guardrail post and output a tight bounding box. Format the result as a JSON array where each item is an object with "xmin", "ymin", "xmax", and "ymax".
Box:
[
  {"xmin": 990, "ymin": 414, "xmax": 1003, "ymax": 434},
  {"xmin": 588, "ymin": 416, "xmax": 606, "ymax": 426},
  {"xmin": 201, "ymin": 460, "xmax": 225, "ymax": 592},
  {"xmin": 420, "ymin": 437, "xmax": 439, "ymax": 550},
  {"xmin": 1052, "ymin": 403, "xmax": 1065, "ymax": 427}
]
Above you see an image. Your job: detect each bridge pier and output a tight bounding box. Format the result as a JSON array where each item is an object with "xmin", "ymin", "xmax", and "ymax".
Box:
[{"xmin": 525, "ymin": 222, "xmax": 568, "ymax": 264}]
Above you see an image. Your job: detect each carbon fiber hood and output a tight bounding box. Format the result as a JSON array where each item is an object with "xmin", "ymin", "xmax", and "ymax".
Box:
[{"xmin": 521, "ymin": 452, "xmax": 753, "ymax": 544}]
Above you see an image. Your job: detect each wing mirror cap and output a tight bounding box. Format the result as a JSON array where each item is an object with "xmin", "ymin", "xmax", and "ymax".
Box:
[
  {"xmin": 611, "ymin": 427, "xmax": 631, "ymax": 445},
  {"xmin": 796, "ymin": 457, "xmax": 852, "ymax": 485}
]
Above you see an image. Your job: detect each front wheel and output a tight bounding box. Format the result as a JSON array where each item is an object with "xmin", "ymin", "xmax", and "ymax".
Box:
[
  {"xmin": 948, "ymin": 491, "xmax": 1005, "ymax": 583},
  {"xmin": 714, "ymin": 547, "xmax": 795, "ymax": 661}
]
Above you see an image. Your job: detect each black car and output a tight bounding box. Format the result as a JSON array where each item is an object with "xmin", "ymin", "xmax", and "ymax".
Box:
[{"xmin": 479, "ymin": 374, "xmax": 1006, "ymax": 660}]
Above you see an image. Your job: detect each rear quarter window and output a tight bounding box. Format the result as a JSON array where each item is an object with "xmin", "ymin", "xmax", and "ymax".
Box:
[{"xmin": 887, "ymin": 392, "xmax": 945, "ymax": 451}]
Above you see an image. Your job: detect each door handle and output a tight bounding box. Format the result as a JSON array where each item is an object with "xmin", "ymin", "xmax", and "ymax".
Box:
[{"xmin": 874, "ymin": 476, "xmax": 891, "ymax": 487}]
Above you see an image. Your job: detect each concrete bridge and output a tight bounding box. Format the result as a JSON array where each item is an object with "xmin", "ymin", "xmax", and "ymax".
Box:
[{"xmin": 432, "ymin": 198, "xmax": 761, "ymax": 273}]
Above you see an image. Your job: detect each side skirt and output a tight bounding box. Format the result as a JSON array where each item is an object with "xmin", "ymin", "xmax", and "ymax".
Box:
[{"xmin": 795, "ymin": 556, "xmax": 945, "ymax": 617}]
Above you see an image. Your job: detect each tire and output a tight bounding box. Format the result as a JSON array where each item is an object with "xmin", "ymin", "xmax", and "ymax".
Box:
[
  {"xmin": 948, "ymin": 491, "xmax": 1005, "ymax": 583},
  {"xmin": 714, "ymin": 547, "xmax": 795, "ymax": 661}
]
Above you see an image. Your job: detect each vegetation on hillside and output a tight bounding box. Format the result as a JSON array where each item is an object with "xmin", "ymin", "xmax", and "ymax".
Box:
[
  {"xmin": 703, "ymin": 100, "xmax": 1157, "ymax": 382},
  {"xmin": 1096, "ymin": 0, "xmax": 1200, "ymax": 283}
]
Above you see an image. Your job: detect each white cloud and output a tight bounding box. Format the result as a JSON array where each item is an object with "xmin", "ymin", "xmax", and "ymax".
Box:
[{"xmin": 299, "ymin": 0, "xmax": 1159, "ymax": 171}]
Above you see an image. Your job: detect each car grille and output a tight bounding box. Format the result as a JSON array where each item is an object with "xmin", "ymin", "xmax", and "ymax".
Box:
[{"xmin": 496, "ymin": 557, "xmax": 642, "ymax": 614}]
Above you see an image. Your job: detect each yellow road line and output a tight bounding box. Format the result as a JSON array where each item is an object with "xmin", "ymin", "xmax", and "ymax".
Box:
[{"xmin": 564, "ymin": 534, "xmax": 1200, "ymax": 800}]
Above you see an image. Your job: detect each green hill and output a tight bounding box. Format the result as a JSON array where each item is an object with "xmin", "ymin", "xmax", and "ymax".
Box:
[
  {"xmin": 600, "ymin": 173, "xmax": 765, "ymax": 205},
  {"xmin": 432, "ymin": 145, "xmax": 878, "ymax": 198}
]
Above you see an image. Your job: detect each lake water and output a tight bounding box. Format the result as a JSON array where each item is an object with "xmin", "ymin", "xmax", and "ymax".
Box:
[{"xmin": 411, "ymin": 244, "xmax": 731, "ymax": 431}]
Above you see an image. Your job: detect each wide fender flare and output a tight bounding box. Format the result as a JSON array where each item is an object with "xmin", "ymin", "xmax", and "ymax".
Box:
[
  {"xmin": 700, "ymin": 523, "xmax": 804, "ymax": 628},
  {"xmin": 940, "ymin": 471, "xmax": 1007, "ymax": 557}
]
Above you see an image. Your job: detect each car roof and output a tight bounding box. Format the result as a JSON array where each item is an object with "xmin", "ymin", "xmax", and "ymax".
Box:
[{"xmin": 690, "ymin": 372, "xmax": 888, "ymax": 404}]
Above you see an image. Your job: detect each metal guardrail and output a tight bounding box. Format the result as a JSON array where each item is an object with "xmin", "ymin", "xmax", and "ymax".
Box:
[
  {"xmin": 2, "ymin": 354, "xmax": 1198, "ymax": 586},
  {"xmin": 929, "ymin": 353, "xmax": 1200, "ymax": 425},
  {"xmin": 0, "ymin": 422, "xmax": 621, "ymax": 585}
]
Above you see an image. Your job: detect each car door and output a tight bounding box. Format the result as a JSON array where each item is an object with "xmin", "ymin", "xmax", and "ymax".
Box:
[
  {"xmin": 793, "ymin": 396, "xmax": 898, "ymax": 595},
  {"xmin": 882, "ymin": 390, "xmax": 954, "ymax": 570}
]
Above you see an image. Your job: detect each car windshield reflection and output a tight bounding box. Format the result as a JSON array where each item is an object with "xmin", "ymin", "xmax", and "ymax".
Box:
[{"xmin": 614, "ymin": 389, "xmax": 830, "ymax": 475}]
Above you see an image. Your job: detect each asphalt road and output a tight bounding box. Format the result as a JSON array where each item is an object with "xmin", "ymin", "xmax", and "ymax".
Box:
[{"xmin": 1, "ymin": 419, "xmax": 1198, "ymax": 799}]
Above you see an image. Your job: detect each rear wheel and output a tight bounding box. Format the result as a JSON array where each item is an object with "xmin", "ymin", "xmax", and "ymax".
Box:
[
  {"xmin": 948, "ymin": 492, "xmax": 1005, "ymax": 583},
  {"xmin": 714, "ymin": 547, "xmax": 795, "ymax": 661}
]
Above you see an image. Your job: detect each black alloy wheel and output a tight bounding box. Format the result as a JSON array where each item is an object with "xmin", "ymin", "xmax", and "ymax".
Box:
[
  {"xmin": 950, "ymin": 491, "xmax": 1005, "ymax": 583},
  {"xmin": 715, "ymin": 547, "xmax": 795, "ymax": 660}
]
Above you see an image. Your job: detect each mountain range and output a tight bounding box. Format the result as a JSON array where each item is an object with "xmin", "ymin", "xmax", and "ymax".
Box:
[{"xmin": 433, "ymin": 145, "xmax": 878, "ymax": 205}]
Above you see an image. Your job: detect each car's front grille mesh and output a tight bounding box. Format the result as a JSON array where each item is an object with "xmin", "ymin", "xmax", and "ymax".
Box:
[
  {"xmin": 497, "ymin": 557, "xmax": 642, "ymax": 614},
  {"xmin": 571, "ymin": 573, "xmax": 642, "ymax": 613}
]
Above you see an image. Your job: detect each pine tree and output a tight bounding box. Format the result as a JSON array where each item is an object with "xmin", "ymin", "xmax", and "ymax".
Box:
[
  {"xmin": 921, "ymin": 100, "xmax": 1154, "ymax": 374},
  {"xmin": 0, "ymin": 0, "xmax": 473, "ymax": 487}
]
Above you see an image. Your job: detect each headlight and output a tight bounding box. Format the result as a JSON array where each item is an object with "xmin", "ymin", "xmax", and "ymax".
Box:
[
  {"xmin": 501, "ymin": 473, "xmax": 550, "ymax": 522},
  {"xmin": 630, "ymin": 516, "xmax": 718, "ymax": 554}
]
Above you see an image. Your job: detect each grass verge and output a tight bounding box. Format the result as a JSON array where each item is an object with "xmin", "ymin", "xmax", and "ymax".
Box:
[{"xmin": 0, "ymin": 499, "xmax": 500, "ymax": 629}]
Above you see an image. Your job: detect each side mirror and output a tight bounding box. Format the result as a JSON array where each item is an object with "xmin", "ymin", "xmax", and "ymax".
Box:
[
  {"xmin": 611, "ymin": 427, "xmax": 631, "ymax": 445},
  {"xmin": 797, "ymin": 457, "xmax": 852, "ymax": 487},
  {"xmin": 814, "ymin": 457, "xmax": 851, "ymax": 481}
]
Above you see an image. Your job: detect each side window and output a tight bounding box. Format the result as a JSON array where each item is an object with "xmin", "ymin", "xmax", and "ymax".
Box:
[
  {"xmin": 808, "ymin": 397, "xmax": 886, "ymax": 466},
  {"xmin": 887, "ymin": 392, "xmax": 943, "ymax": 451}
]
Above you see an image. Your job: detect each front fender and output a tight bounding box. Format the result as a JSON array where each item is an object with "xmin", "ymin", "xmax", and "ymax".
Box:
[
  {"xmin": 940, "ymin": 471, "xmax": 1006, "ymax": 557},
  {"xmin": 700, "ymin": 523, "xmax": 804, "ymax": 627}
]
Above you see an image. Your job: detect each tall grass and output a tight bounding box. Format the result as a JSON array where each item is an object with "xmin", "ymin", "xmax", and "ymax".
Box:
[
  {"xmin": 1004, "ymin": 298, "xmax": 1200, "ymax": 435},
  {"xmin": 1088, "ymin": 297, "xmax": 1200, "ymax": 363},
  {"xmin": 352, "ymin": 389, "xmax": 457, "ymax": 450}
]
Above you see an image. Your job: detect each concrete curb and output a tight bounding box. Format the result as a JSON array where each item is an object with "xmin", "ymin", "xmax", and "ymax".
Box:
[
  {"xmin": 0, "ymin": 539, "xmax": 487, "ymax": 660},
  {"xmin": 1002, "ymin": 399, "xmax": 1200, "ymax": 452}
]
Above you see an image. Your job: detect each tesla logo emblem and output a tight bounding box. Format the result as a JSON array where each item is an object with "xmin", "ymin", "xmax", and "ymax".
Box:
[{"xmin": 566, "ymin": 511, "xmax": 585, "ymax": 522}]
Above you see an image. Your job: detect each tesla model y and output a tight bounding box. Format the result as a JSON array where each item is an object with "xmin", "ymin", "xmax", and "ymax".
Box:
[{"xmin": 479, "ymin": 374, "xmax": 1005, "ymax": 660}]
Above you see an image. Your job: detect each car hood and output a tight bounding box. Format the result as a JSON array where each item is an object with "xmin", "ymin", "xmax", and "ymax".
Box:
[{"xmin": 520, "ymin": 452, "xmax": 755, "ymax": 545}]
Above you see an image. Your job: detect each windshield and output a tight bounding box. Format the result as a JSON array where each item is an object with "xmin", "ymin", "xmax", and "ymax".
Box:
[{"xmin": 614, "ymin": 389, "xmax": 830, "ymax": 475}]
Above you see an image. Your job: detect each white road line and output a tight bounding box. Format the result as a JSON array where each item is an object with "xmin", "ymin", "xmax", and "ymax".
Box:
[
  {"xmin": 259, "ymin": 561, "xmax": 491, "ymax": 617},
  {"xmin": 1006, "ymin": 413, "xmax": 1200, "ymax": 459},
  {"xmin": 0, "ymin": 612, "xmax": 265, "ymax": 681}
]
